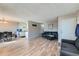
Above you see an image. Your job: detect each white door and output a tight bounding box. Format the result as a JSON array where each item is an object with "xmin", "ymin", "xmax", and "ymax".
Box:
[{"xmin": 61, "ymin": 17, "xmax": 76, "ymax": 40}]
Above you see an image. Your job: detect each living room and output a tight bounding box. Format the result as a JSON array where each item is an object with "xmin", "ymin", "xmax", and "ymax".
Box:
[
  {"xmin": 0, "ymin": 4, "xmax": 59, "ymax": 56},
  {"xmin": 0, "ymin": 3, "xmax": 79, "ymax": 56}
]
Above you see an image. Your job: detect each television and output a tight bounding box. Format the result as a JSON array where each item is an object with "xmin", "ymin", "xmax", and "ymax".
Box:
[{"xmin": 32, "ymin": 24, "xmax": 37, "ymax": 27}]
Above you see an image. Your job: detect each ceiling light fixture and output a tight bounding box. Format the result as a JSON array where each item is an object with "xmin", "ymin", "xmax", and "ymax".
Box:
[{"xmin": 0, "ymin": 17, "xmax": 8, "ymax": 23}]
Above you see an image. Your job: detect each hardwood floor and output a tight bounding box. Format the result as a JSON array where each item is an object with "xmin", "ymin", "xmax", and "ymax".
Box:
[{"xmin": 0, "ymin": 37, "xmax": 59, "ymax": 56}]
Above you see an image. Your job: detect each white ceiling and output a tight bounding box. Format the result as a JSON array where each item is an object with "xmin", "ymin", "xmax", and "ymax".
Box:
[{"xmin": 0, "ymin": 3, "xmax": 79, "ymax": 23}]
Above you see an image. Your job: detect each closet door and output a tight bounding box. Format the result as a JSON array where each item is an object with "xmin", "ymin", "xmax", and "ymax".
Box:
[{"xmin": 61, "ymin": 17, "xmax": 76, "ymax": 40}]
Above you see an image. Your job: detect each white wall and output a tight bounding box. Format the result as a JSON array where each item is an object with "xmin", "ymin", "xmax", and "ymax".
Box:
[
  {"xmin": 0, "ymin": 21, "xmax": 18, "ymax": 32},
  {"xmin": 58, "ymin": 17, "xmax": 62, "ymax": 43},
  {"xmin": 77, "ymin": 16, "xmax": 79, "ymax": 24},
  {"xmin": 44, "ymin": 20, "xmax": 58, "ymax": 32},
  {"xmin": 58, "ymin": 16, "xmax": 77, "ymax": 40},
  {"xmin": 28, "ymin": 21, "xmax": 42, "ymax": 39}
]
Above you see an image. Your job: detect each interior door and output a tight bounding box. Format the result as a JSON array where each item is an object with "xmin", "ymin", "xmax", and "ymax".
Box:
[{"xmin": 61, "ymin": 17, "xmax": 76, "ymax": 40}]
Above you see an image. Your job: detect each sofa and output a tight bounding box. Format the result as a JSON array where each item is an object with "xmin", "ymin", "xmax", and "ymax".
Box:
[
  {"xmin": 0, "ymin": 32, "xmax": 17, "ymax": 42},
  {"xmin": 60, "ymin": 39, "xmax": 79, "ymax": 56},
  {"xmin": 60, "ymin": 24, "xmax": 79, "ymax": 56},
  {"xmin": 42, "ymin": 31, "xmax": 58, "ymax": 40}
]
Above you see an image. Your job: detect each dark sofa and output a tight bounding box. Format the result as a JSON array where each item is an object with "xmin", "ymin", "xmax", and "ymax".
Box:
[
  {"xmin": 60, "ymin": 39, "xmax": 79, "ymax": 56},
  {"xmin": 0, "ymin": 32, "xmax": 17, "ymax": 42},
  {"xmin": 60, "ymin": 24, "xmax": 79, "ymax": 56},
  {"xmin": 42, "ymin": 31, "xmax": 58, "ymax": 40}
]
